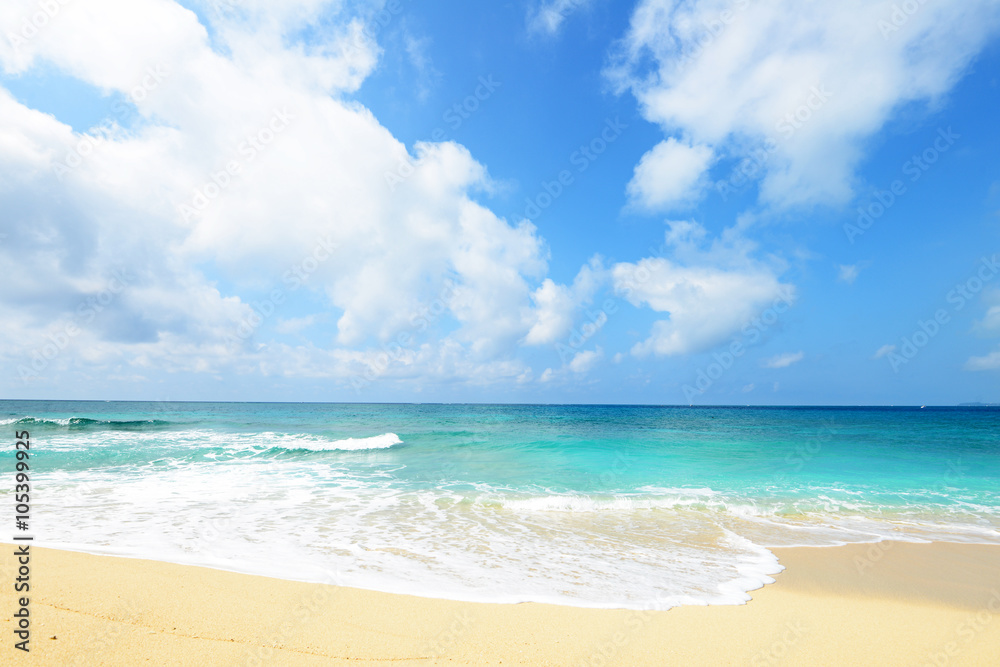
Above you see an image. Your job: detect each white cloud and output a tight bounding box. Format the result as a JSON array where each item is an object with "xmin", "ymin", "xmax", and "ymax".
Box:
[
  {"xmin": 971, "ymin": 289, "xmax": 1000, "ymax": 336},
  {"xmin": 975, "ymin": 305, "xmax": 1000, "ymax": 336},
  {"xmin": 626, "ymin": 137, "xmax": 714, "ymax": 211},
  {"xmin": 742, "ymin": 383, "xmax": 754, "ymax": 393},
  {"xmin": 403, "ymin": 31, "xmax": 440, "ymax": 102},
  {"xmin": 838, "ymin": 264, "xmax": 861, "ymax": 284},
  {"xmin": 873, "ymin": 344, "xmax": 896, "ymax": 359},
  {"xmin": 613, "ymin": 221, "xmax": 794, "ymax": 357},
  {"xmin": 0, "ymin": 0, "xmax": 586, "ymax": 390},
  {"xmin": 964, "ymin": 349, "xmax": 1000, "ymax": 371},
  {"xmin": 608, "ymin": 0, "xmax": 1000, "ymax": 209},
  {"xmin": 527, "ymin": 0, "xmax": 591, "ymax": 36},
  {"xmin": 569, "ymin": 347, "xmax": 603, "ymax": 373},
  {"xmin": 762, "ymin": 351, "xmax": 804, "ymax": 369},
  {"xmin": 533, "ymin": 345, "xmax": 604, "ymax": 382},
  {"xmin": 275, "ymin": 315, "xmax": 318, "ymax": 335},
  {"xmin": 965, "ymin": 291, "xmax": 1000, "ymax": 371},
  {"xmin": 524, "ymin": 257, "xmax": 605, "ymax": 345}
]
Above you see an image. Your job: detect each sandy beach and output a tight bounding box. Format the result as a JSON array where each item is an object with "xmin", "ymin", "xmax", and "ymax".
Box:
[{"xmin": 2, "ymin": 541, "xmax": 998, "ymax": 666}]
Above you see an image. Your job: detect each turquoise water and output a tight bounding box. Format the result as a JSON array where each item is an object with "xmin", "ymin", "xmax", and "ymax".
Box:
[{"xmin": 3, "ymin": 401, "xmax": 999, "ymax": 608}]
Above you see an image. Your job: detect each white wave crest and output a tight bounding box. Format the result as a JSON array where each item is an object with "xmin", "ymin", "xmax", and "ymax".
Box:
[{"xmin": 287, "ymin": 432, "xmax": 403, "ymax": 451}]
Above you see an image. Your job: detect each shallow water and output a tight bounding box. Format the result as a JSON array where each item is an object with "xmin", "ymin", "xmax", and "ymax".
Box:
[{"xmin": 3, "ymin": 401, "xmax": 998, "ymax": 609}]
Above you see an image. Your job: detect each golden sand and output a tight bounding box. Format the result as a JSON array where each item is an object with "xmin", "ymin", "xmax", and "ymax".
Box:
[{"xmin": 2, "ymin": 541, "xmax": 998, "ymax": 665}]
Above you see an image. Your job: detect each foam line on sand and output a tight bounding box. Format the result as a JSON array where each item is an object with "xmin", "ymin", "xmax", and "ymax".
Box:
[{"xmin": 2, "ymin": 541, "xmax": 999, "ymax": 665}]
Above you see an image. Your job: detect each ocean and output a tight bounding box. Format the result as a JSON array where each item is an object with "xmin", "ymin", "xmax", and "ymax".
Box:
[{"xmin": 3, "ymin": 401, "xmax": 999, "ymax": 610}]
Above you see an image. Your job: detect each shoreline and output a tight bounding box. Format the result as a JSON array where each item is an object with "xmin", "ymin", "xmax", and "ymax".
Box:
[
  {"xmin": 0, "ymin": 539, "xmax": 785, "ymax": 611},
  {"xmin": 3, "ymin": 542, "xmax": 1000, "ymax": 665}
]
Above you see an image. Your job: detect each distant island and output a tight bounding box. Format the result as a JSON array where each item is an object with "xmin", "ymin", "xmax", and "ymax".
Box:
[{"xmin": 958, "ymin": 402, "xmax": 1000, "ymax": 407}]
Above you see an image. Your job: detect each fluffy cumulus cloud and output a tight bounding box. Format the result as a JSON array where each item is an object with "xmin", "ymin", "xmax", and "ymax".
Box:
[
  {"xmin": 0, "ymin": 0, "xmax": 585, "ymax": 391},
  {"xmin": 536, "ymin": 346, "xmax": 603, "ymax": 384},
  {"xmin": 568, "ymin": 346, "xmax": 603, "ymax": 373},
  {"xmin": 607, "ymin": 0, "xmax": 1000, "ymax": 209},
  {"xmin": 523, "ymin": 257, "xmax": 605, "ymax": 346},
  {"xmin": 613, "ymin": 220, "xmax": 794, "ymax": 357},
  {"xmin": 626, "ymin": 137, "xmax": 713, "ymax": 210}
]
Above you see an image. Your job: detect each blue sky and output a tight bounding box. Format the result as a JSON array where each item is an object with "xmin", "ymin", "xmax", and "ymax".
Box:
[{"xmin": 1, "ymin": 0, "xmax": 999, "ymax": 405}]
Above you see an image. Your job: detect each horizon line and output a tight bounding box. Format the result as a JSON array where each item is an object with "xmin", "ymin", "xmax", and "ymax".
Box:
[{"xmin": 2, "ymin": 399, "xmax": 998, "ymax": 408}]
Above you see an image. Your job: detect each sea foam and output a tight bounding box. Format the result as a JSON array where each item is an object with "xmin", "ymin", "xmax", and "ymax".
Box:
[
  {"xmin": 6, "ymin": 401, "xmax": 1000, "ymax": 610},
  {"xmin": 281, "ymin": 432, "xmax": 404, "ymax": 451}
]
